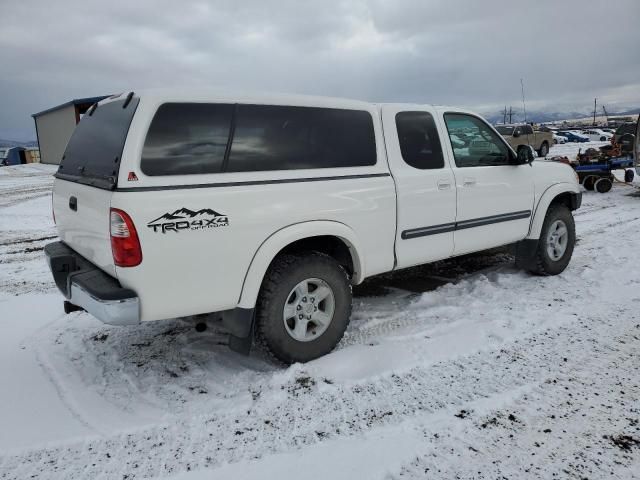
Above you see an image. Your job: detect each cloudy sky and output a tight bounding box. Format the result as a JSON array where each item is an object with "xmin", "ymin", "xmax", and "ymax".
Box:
[{"xmin": 1, "ymin": 0, "xmax": 639, "ymax": 140}]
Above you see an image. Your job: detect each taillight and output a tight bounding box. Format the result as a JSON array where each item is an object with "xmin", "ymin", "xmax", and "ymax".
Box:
[{"xmin": 110, "ymin": 208, "xmax": 142, "ymax": 267}]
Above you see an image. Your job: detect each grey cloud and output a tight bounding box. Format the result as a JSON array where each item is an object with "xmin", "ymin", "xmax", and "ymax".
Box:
[{"xmin": 1, "ymin": 0, "xmax": 638, "ymax": 140}]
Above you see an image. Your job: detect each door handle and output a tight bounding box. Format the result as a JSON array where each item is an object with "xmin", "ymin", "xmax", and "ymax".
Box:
[
  {"xmin": 69, "ymin": 196, "xmax": 77, "ymax": 211},
  {"xmin": 463, "ymin": 178, "xmax": 476, "ymax": 187},
  {"xmin": 437, "ymin": 180, "xmax": 452, "ymax": 190}
]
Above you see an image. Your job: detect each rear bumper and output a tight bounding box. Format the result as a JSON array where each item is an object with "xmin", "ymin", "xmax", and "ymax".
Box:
[{"xmin": 44, "ymin": 242, "xmax": 140, "ymax": 326}]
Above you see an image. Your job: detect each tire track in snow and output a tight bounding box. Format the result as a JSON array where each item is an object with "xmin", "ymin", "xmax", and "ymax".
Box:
[
  {"xmin": 0, "ymin": 305, "xmax": 619, "ymax": 479},
  {"xmin": 394, "ymin": 317, "xmax": 640, "ymax": 479}
]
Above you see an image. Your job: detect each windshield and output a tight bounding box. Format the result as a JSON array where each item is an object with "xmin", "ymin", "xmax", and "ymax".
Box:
[
  {"xmin": 495, "ymin": 126, "xmax": 514, "ymax": 135},
  {"xmin": 57, "ymin": 97, "xmax": 139, "ymax": 189}
]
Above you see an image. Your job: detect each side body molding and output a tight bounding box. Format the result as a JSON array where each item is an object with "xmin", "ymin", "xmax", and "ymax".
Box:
[
  {"xmin": 237, "ymin": 221, "xmax": 364, "ymax": 309},
  {"xmin": 527, "ymin": 182, "xmax": 581, "ymax": 239}
]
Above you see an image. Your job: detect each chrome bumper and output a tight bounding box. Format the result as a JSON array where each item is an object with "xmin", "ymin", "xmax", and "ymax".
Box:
[
  {"xmin": 45, "ymin": 241, "xmax": 140, "ymax": 326},
  {"xmin": 69, "ymin": 282, "xmax": 140, "ymax": 326}
]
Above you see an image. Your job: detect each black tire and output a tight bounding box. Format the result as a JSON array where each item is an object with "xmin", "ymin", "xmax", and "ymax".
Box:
[
  {"xmin": 625, "ymin": 169, "xmax": 635, "ymax": 183},
  {"xmin": 255, "ymin": 253, "xmax": 352, "ymax": 364},
  {"xmin": 537, "ymin": 142, "xmax": 549, "ymax": 157},
  {"xmin": 528, "ymin": 205, "xmax": 576, "ymax": 276},
  {"xmin": 583, "ymin": 176, "xmax": 596, "ymax": 191},
  {"xmin": 554, "ymin": 138, "xmax": 558, "ymax": 145},
  {"xmin": 600, "ymin": 136, "xmax": 607, "ymax": 141},
  {"xmin": 595, "ymin": 177, "xmax": 613, "ymax": 193}
]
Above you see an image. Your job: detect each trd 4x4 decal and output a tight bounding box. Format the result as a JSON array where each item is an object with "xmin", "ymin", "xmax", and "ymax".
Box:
[{"xmin": 148, "ymin": 208, "xmax": 229, "ymax": 233}]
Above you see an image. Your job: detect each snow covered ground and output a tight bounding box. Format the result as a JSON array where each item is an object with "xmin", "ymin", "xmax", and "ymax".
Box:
[{"xmin": 0, "ymin": 160, "xmax": 639, "ymax": 479}]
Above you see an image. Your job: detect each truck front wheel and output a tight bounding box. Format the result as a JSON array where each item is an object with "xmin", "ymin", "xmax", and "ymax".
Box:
[
  {"xmin": 255, "ymin": 252, "xmax": 352, "ymax": 364},
  {"xmin": 528, "ymin": 205, "xmax": 576, "ymax": 276},
  {"xmin": 537, "ymin": 141, "xmax": 549, "ymax": 157}
]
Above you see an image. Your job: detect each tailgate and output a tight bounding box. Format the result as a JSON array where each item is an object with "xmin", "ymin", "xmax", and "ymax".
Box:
[
  {"xmin": 52, "ymin": 94, "xmax": 139, "ymax": 277},
  {"xmin": 53, "ymin": 179, "xmax": 115, "ymax": 275}
]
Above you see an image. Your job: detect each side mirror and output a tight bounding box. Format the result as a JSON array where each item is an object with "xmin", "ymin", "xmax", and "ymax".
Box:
[
  {"xmin": 517, "ymin": 145, "xmax": 535, "ymax": 164},
  {"xmin": 512, "ymin": 130, "xmax": 520, "ymax": 138}
]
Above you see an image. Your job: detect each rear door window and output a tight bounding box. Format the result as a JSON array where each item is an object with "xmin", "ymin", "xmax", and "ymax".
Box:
[
  {"xmin": 141, "ymin": 103, "xmax": 234, "ymax": 176},
  {"xmin": 58, "ymin": 97, "xmax": 139, "ymax": 189},
  {"xmin": 395, "ymin": 111, "xmax": 444, "ymax": 169},
  {"xmin": 226, "ymin": 105, "xmax": 376, "ymax": 172}
]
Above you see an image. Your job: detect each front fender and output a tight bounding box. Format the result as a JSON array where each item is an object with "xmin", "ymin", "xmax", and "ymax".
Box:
[
  {"xmin": 237, "ymin": 221, "xmax": 364, "ymax": 309},
  {"xmin": 527, "ymin": 182, "xmax": 581, "ymax": 239}
]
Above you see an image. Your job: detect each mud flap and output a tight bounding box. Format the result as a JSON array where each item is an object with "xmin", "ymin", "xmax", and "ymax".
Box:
[
  {"xmin": 220, "ymin": 308, "xmax": 255, "ymax": 356},
  {"xmin": 228, "ymin": 329, "xmax": 253, "ymax": 355},
  {"xmin": 515, "ymin": 239, "xmax": 540, "ymax": 271}
]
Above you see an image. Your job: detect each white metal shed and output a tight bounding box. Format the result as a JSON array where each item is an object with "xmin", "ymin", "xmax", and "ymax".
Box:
[{"xmin": 32, "ymin": 96, "xmax": 109, "ymax": 165}]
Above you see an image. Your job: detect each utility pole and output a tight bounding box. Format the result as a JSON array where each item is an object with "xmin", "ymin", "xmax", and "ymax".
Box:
[
  {"xmin": 508, "ymin": 106, "xmax": 514, "ymax": 124},
  {"xmin": 593, "ymin": 98, "xmax": 597, "ymax": 126},
  {"xmin": 520, "ymin": 78, "xmax": 528, "ymax": 124},
  {"xmin": 502, "ymin": 106, "xmax": 507, "ymax": 124}
]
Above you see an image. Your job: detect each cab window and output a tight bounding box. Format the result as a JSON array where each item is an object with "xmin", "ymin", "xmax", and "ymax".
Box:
[
  {"xmin": 444, "ymin": 113, "xmax": 512, "ymax": 167},
  {"xmin": 395, "ymin": 111, "xmax": 444, "ymax": 169},
  {"xmin": 227, "ymin": 105, "xmax": 376, "ymax": 172},
  {"xmin": 141, "ymin": 103, "xmax": 234, "ymax": 176}
]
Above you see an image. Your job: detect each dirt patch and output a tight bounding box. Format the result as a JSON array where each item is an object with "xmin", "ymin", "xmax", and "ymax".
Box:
[{"xmin": 605, "ymin": 434, "xmax": 640, "ymax": 451}]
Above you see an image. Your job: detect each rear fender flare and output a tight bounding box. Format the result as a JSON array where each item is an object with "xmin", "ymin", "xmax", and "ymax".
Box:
[
  {"xmin": 527, "ymin": 183, "xmax": 581, "ymax": 239},
  {"xmin": 238, "ymin": 221, "xmax": 364, "ymax": 309}
]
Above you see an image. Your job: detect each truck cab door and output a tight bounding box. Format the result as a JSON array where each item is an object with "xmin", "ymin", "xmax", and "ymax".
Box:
[
  {"xmin": 439, "ymin": 110, "xmax": 535, "ymax": 255},
  {"xmin": 381, "ymin": 105, "xmax": 456, "ymax": 269}
]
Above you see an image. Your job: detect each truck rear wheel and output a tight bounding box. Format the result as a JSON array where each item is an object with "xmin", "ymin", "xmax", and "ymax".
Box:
[
  {"xmin": 528, "ymin": 205, "xmax": 575, "ymax": 276},
  {"xmin": 255, "ymin": 253, "xmax": 352, "ymax": 364}
]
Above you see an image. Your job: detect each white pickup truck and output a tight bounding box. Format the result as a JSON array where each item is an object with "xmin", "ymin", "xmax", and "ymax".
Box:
[{"xmin": 45, "ymin": 90, "xmax": 581, "ymax": 363}]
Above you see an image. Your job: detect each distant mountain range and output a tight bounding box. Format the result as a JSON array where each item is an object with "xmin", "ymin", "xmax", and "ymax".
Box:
[
  {"xmin": 484, "ymin": 107, "xmax": 640, "ymax": 125},
  {"xmin": 0, "ymin": 139, "xmax": 38, "ymax": 148}
]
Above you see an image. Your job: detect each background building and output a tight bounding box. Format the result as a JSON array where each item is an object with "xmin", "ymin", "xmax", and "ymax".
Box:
[{"xmin": 32, "ymin": 96, "xmax": 108, "ymax": 165}]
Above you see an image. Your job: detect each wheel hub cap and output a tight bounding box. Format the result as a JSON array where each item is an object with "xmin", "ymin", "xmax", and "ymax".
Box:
[
  {"xmin": 546, "ymin": 220, "xmax": 568, "ymax": 261},
  {"xmin": 283, "ymin": 278, "xmax": 335, "ymax": 342}
]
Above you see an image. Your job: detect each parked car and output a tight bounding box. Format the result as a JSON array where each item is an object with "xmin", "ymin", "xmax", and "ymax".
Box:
[
  {"xmin": 45, "ymin": 90, "xmax": 581, "ymax": 363},
  {"xmin": 495, "ymin": 124, "xmax": 553, "ymax": 157},
  {"xmin": 0, "ymin": 147, "xmax": 27, "ymax": 165},
  {"xmin": 559, "ymin": 131, "xmax": 590, "ymax": 143},
  {"xmin": 553, "ymin": 133, "xmax": 568, "ymax": 144},
  {"xmin": 581, "ymin": 129, "xmax": 613, "ymax": 142}
]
